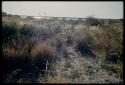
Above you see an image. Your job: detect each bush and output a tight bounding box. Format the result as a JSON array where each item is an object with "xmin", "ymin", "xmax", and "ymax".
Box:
[
  {"xmin": 85, "ymin": 16, "xmax": 101, "ymax": 26},
  {"xmin": 75, "ymin": 37, "xmax": 95, "ymax": 57},
  {"xmin": 106, "ymin": 51, "xmax": 120, "ymax": 64},
  {"xmin": 30, "ymin": 42, "xmax": 56, "ymax": 71},
  {"xmin": 2, "ymin": 21, "xmax": 20, "ymax": 42},
  {"xmin": 20, "ymin": 24, "xmax": 34, "ymax": 37},
  {"xmin": 65, "ymin": 33, "xmax": 74, "ymax": 46}
]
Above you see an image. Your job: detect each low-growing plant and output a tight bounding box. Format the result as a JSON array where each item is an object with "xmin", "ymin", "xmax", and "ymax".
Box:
[{"xmin": 102, "ymin": 63, "xmax": 123, "ymax": 78}]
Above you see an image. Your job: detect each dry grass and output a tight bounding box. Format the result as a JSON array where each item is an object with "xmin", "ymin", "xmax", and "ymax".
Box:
[
  {"xmin": 30, "ymin": 42, "xmax": 56, "ymax": 63},
  {"xmin": 2, "ymin": 14, "xmax": 123, "ymax": 83}
]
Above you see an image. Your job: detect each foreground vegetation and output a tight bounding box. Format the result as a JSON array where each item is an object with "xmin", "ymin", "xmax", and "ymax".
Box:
[{"xmin": 2, "ymin": 12, "xmax": 123, "ymax": 83}]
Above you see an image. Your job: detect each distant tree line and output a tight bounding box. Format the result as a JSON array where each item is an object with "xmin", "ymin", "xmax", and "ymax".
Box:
[
  {"xmin": 2, "ymin": 12, "xmax": 7, "ymax": 16},
  {"xmin": 2, "ymin": 12, "xmax": 20, "ymax": 18}
]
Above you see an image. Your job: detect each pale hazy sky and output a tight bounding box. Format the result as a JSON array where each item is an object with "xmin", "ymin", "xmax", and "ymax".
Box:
[{"xmin": 2, "ymin": 1, "xmax": 123, "ymax": 19}]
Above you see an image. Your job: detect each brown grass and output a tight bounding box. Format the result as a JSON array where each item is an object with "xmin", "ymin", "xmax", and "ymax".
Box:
[{"xmin": 30, "ymin": 42, "xmax": 56, "ymax": 63}]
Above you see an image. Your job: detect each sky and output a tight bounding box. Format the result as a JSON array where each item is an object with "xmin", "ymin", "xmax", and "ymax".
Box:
[{"xmin": 2, "ymin": 1, "xmax": 123, "ymax": 19}]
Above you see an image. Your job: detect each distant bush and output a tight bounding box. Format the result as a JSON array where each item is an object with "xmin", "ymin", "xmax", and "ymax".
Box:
[
  {"xmin": 2, "ymin": 12, "xmax": 7, "ymax": 16},
  {"xmin": 27, "ymin": 16, "xmax": 34, "ymax": 20},
  {"xmin": 85, "ymin": 16, "xmax": 101, "ymax": 26}
]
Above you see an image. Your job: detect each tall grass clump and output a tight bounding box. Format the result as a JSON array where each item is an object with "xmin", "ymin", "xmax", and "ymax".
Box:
[
  {"xmin": 30, "ymin": 42, "xmax": 56, "ymax": 71},
  {"xmin": 2, "ymin": 16, "xmax": 40, "ymax": 82}
]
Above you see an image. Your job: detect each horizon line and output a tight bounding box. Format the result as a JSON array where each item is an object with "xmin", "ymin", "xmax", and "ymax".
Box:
[{"xmin": 2, "ymin": 11, "xmax": 123, "ymax": 20}]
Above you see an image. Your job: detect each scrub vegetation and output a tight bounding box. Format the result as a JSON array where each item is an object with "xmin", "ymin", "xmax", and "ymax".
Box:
[{"xmin": 2, "ymin": 12, "xmax": 123, "ymax": 83}]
